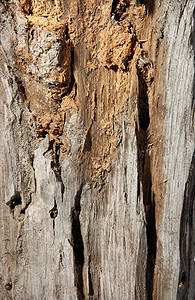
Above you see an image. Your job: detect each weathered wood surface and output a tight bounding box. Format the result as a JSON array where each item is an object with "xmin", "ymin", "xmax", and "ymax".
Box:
[{"xmin": 0, "ymin": 1, "xmax": 194, "ymax": 299}]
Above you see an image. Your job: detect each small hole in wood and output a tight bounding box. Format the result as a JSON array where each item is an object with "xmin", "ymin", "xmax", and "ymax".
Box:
[
  {"xmin": 49, "ymin": 207, "xmax": 58, "ymax": 219},
  {"xmin": 6, "ymin": 193, "xmax": 22, "ymax": 210},
  {"xmin": 5, "ymin": 282, "xmax": 12, "ymax": 290}
]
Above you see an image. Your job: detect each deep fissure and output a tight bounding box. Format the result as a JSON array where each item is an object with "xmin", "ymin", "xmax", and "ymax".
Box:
[
  {"xmin": 136, "ymin": 67, "xmax": 157, "ymax": 299},
  {"xmin": 137, "ymin": 63, "xmax": 150, "ymax": 130},
  {"xmin": 71, "ymin": 183, "xmax": 85, "ymax": 300},
  {"xmin": 88, "ymin": 255, "xmax": 94, "ymax": 296}
]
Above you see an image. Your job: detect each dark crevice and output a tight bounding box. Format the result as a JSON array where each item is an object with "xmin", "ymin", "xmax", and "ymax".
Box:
[
  {"xmin": 39, "ymin": 130, "xmax": 48, "ymax": 138},
  {"xmin": 135, "ymin": 58, "xmax": 156, "ymax": 298},
  {"xmin": 6, "ymin": 192, "xmax": 27, "ymax": 221},
  {"xmin": 181, "ymin": 271, "xmax": 187, "ymax": 285},
  {"xmin": 136, "ymin": 122, "xmax": 157, "ymax": 300},
  {"xmin": 177, "ymin": 151, "xmax": 195, "ymax": 299},
  {"xmin": 50, "ymin": 144, "xmax": 65, "ymax": 202},
  {"xmin": 138, "ymin": 0, "xmax": 155, "ymax": 14},
  {"xmin": 88, "ymin": 255, "xmax": 94, "ymax": 296},
  {"xmin": 110, "ymin": 65, "xmax": 118, "ymax": 72},
  {"xmin": 71, "ymin": 183, "xmax": 85, "ymax": 300},
  {"xmin": 177, "ymin": 0, "xmax": 188, "ymax": 30},
  {"xmin": 111, "ymin": 0, "xmax": 130, "ymax": 21},
  {"xmin": 111, "ymin": 0, "xmax": 120, "ymax": 16},
  {"xmin": 137, "ymin": 180, "xmax": 140, "ymax": 206},
  {"xmin": 146, "ymin": 191, "xmax": 156, "ymax": 300},
  {"xmin": 190, "ymin": 8, "xmax": 195, "ymax": 53},
  {"xmin": 50, "ymin": 198, "xmax": 58, "ymax": 236},
  {"xmin": 30, "ymin": 28, "xmax": 35, "ymax": 40},
  {"xmin": 65, "ymin": 25, "xmax": 70, "ymax": 40},
  {"xmin": 6, "ymin": 192, "xmax": 21, "ymax": 211},
  {"xmin": 43, "ymin": 140, "xmax": 54, "ymax": 156},
  {"xmin": 105, "ymin": 65, "xmax": 118, "ymax": 72},
  {"xmin": 53, "ymin": 219, "xmax": 55, "ymax": 233},
  {"xmin": 83, "ymin": 126, "xmax": 92, "ymax": 153},
  {"xmin": 137, "ymin": 63, "xmax": 150, "ymax": 130},
  {"xmin": 49, "ymin": 198, "xmax": 58, "ymax": 220}
]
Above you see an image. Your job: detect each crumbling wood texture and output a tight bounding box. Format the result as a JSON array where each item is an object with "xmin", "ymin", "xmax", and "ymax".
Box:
[{"xmin": 0, "ymin": 0, "xmax": 194, "ymax": 299}]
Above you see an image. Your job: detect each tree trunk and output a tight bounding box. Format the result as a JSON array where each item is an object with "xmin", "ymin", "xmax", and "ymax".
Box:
[{"xmin": 0, "ymin": 1, "xmax": 194, "ymax": 299}]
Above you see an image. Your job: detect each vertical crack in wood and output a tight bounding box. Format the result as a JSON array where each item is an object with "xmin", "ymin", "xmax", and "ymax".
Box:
[
  {"xmin": 177, "ymin": 151, "xmax": 195, "ymax": 299},
  {"xmin": 50, "ymin": 144, "xmax": 65, "ymax": 202},
  {"xmin": 71, "ymin": 183, "xmax": 85, "ymax": 300},
  {"xmin": 136, "ymin": 65, "xmax": 157, "ymax": 299},
  {"xmin": 88, "ymin": 255, "xmax": 94, "ymax": 297},
  {"xmin": 137, "ymin": 59, "xmax": 150, "ymax": 131}
]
